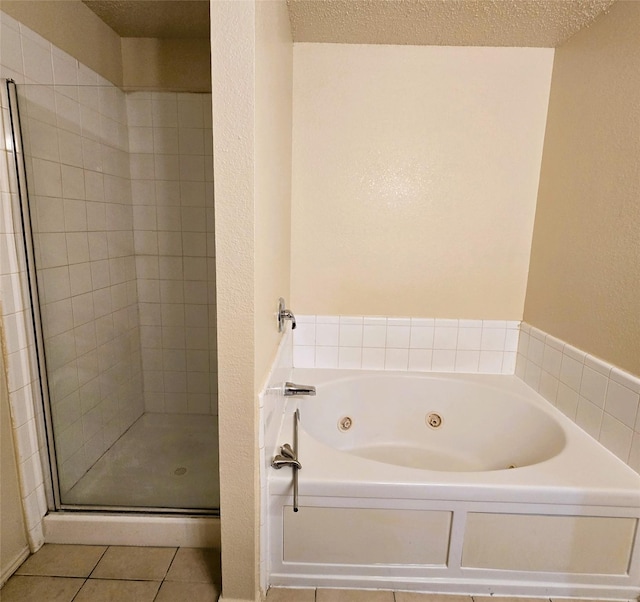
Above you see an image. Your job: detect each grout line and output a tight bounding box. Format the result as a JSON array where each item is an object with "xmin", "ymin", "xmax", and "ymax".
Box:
[
  {"xmin": 151, "ymin": 575, "xmax": 162, "ymax": 602},
  {"xmin": 69, "ymin": 577, "xmax": 88, "ymax": 602},
  {"xmin": 162, "ymin": 547, "xmax": 179, "ymax": 581},
  {"xmin": 85, "ymin": 544, "xmax": 109, "ymax": 579}
]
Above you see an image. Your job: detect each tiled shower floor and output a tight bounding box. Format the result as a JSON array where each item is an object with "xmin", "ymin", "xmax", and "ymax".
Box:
[{"xmin": 63, "ymin": 413, "xmax": 219, "ymax": 510}]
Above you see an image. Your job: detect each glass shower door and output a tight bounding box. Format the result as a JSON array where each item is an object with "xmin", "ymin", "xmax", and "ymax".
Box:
[{"xmin": 7, "ymin": 79, "xmax": 219, "ymax": 513}]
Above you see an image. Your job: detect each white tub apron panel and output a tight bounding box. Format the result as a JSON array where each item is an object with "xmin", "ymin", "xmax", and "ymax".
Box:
[
  {"xmin": 462, "ymin": 513, "xmax": 637, "ymax": 574},
  {"xmin": 284, "ymin": 507, "xmax": 451, "ymax": 565}
]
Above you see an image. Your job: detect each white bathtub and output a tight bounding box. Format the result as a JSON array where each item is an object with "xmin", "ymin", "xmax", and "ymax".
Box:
[{"xmin": 267, "ymin": 369, "xmax": 640, "ymax": 599}]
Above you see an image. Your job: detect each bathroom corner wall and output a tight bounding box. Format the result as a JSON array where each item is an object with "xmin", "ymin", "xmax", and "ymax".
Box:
[
  {"xmin": 126, "ymin": 92, "xmax": 217, "ymax": 416},
  {"xmin": 524, "ymin": 0, "xmax": 640, "ymax": 377},
  {"xmin": 291, "ymin": 44, "xmax": 554, "ymax": 320},
  {"xmin": 255, "ymin": 0, "xmax": 293, "ymax": 392},
  {"xmin": 255, "ymin": 1, "xmax": 294, "ymax": 596},
  {"xmin": 210, "ymin": 2, "xmax": 259, "ymax": 600},
  {"xmin": 211, "ymin": 0, "xmax": 293, "ymax": 599},
  {"xmin": 1, "ymin": 0, "xmax": 123, "ymax": 88},
  {"xmin": 1, "ymin": 1, "xmax": 212, "ymax": 94},
  {"xmin": 121, "ymin": 38, "xmax": 211, "ymax": 93}
]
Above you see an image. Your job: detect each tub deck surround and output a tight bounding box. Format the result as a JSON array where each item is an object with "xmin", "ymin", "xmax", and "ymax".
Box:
[
  {"xmin": 266, "ymin": 369, "xmax": 640, "ymax": 599},
  {"xmin": 270, "ymin": 370, "xmax": 640, "ymax": 505}
]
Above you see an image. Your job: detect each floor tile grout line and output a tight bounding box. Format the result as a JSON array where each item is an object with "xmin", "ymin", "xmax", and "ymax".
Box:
[
  {"xmin": 153, "ymin": 576, "xmax": 167, "ymax": 602},
  {"xmin": 85, "ymin": 544, "xmax": 109, "ymax": 580},
  {"xmin": 151, "ymin": 578, "xmax": 162, "ymax": 602},
  {"xmin": 69, "ymin": 576, "xmax": 88, "ymax": 602},
  {"xmin": 163, "ymin": 546, "xmax": 180, "ymax": 581},
  {"xmin": 150, "ymin": 547, "xmax": 180, "ymax": 602},
  {"xmin": 82, "ymin": 576, "xmax": 165, "ymax": 582}
]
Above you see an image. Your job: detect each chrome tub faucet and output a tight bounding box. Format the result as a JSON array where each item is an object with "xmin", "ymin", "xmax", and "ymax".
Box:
[{"xmin": 284, "ymin": 382, "xmax": 316, "ymax": 397}]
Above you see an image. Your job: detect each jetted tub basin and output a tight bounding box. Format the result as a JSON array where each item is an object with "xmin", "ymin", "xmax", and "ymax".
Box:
[
  {"xmin": 267, "ymin": 369, "xmax": 640, "ymax": 599},
  {"xmin": 299, "ymin": 373, "xmax": 566, "ymax": 471}
]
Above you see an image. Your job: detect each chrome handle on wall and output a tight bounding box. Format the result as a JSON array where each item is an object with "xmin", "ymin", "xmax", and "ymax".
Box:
[
  {"xmin": 277, "ymin": 297, "xmax": 296, "ymax": 332},
  {"xmin": 271, "ymin": 409, "xmax": 301, "ymax": 512}
]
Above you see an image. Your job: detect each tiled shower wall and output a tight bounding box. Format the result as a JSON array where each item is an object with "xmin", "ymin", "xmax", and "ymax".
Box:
[
  {"xmin": 1, "ymin": 18, "xmax": 145, "ymax": 496},
  {"xmin": 24, "ymin": 79, "xmax": 144, "ymax": 495},
  {"xmin": 126, "ymin": 92, "xmax": 217, "ymax": 415},
  {"xmin": 0, "ymin": 72, "xmax": 47, "ymax": 548},
  {"xmin": 0, "ymin": 11, "xmax": 86, "ymax": 546}
]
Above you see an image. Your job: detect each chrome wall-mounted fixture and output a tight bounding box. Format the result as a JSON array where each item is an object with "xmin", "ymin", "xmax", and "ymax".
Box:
[
  {"xmin": 271, "ymin": 409, "xmax": 301, "ymax": 512},
  {"xmin": 284, "ymin": 382, "xmax": 316, "ymax": 397},
  {"xmin": 277, "ymin": 297, "xmax": 296, "ymax": 332}
]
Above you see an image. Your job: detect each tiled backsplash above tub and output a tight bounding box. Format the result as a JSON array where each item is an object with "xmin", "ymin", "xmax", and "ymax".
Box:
[
  {"xmin": 293, "ymin": 316, "xmax": 519, "ymax": 374},
  {"xmin": 516, "ymin": 322, "xmax": 640, "ymax": 472}
]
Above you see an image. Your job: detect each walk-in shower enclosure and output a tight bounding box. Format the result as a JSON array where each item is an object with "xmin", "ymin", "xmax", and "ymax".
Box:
[{"xmin": 6, "ymin": 76, "xmax": 219, "ymax": 513}]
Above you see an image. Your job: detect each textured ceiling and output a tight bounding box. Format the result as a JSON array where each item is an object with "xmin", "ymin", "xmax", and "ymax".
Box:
[
  {"xmin": 287, "ymin": 0, "xmax": 617, "ymax": 47},
  {"xmin": 82, "ymin": 0, "xmax": 615, "ymax": 46},
  {"xmin": 82, "ymin": 0, "xmax": 209, "ymax": 38}
]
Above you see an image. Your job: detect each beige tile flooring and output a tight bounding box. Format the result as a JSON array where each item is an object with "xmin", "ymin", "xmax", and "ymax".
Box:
[
  {"xmin": 266, "ymin": 591, "xmax": 617, "ymax": 602},
  {"xmin": 2, "ymin": 549, "xmax": 622, "ymax": 602},
  {"xmin": 0, "ymin": 544, "xmax": 220, "ymax": 602}
]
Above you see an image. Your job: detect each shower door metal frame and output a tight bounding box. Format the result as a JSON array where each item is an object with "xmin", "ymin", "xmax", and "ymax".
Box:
[
  {"xmin": 6, "ymin": 79, "xmax": 218, "ymax": 516},
  {"xmin": 6, "ymin": 78, "xmax": 61, "ymax": 511}
]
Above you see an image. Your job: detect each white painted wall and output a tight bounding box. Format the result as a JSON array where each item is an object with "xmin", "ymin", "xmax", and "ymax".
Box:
[
  {"xmin": 291, "ymin": 44, "xmax": 553, "ymax": 320},
  {"xmin": 524, "ymin": 0, "xmax": 640, "ymax": 377}
]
